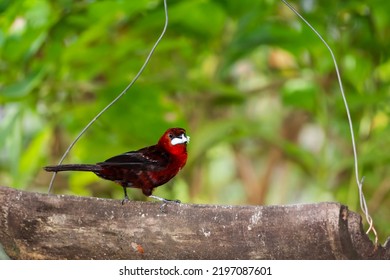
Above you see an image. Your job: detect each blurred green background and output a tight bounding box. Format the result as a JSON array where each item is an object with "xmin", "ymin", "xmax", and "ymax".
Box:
[{"xmin": 0, "ymin": 0, "xmax": 389, "ymax": 242}]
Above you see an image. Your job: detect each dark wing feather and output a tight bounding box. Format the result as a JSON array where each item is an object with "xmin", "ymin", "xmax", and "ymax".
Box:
[{"xmin": 98, "ymin": 145, "xmax": 170, "ymax": 172}]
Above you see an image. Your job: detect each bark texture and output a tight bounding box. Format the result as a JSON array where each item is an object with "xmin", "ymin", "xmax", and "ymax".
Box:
[{"xmin": 0, "ymin": 186, "xmax": 388, "ymax": 259}]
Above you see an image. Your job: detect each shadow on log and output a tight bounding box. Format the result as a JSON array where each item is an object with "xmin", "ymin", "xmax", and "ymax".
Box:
[{"xmin": 0, "ymin": 186, "xmax": 389, "ymax": 260}]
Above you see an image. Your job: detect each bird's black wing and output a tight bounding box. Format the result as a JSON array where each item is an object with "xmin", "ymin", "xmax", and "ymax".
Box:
[{"xmin": 98, "ymin": 145, "xmax": 170, "ymax": 172}]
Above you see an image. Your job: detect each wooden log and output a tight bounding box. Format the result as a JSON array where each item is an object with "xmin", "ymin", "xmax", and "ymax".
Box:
[{"xmin": 0, "ymin": 186, "xmax": 388, "ymax": 259}]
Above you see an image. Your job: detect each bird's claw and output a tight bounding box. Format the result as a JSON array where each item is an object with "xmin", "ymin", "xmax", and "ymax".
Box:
[
  {"xmin": 159, "ymin": 200, "xmax": 179, "ymax": 213},
  {"xmin": 149, "ymin": 195, "xmax": 180, "ymax": 204},
  {"xmin": 165, "ymin": 199, "xmax": 181, "ymax": 204},
  {"xmin": 147, "ymin": 196, "xmax": 181, "ymax": 213},
  {"xmin": 159, "ymin": 203, "xmax": 168, "ymax": 213},
  {"xmin": 121, "ymin": 195, "xmax": 129, "ymax": 205}
]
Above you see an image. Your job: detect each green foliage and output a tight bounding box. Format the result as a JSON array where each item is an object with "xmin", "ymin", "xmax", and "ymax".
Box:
[{"xmin": 0, "ymin": 0, "xmax": 389, "ymax": 241}]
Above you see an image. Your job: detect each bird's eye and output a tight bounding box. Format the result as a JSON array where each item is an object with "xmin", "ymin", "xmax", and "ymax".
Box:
[{"xmin": 168, "ymin": 133, "xmax": 174, "ymax": 139}]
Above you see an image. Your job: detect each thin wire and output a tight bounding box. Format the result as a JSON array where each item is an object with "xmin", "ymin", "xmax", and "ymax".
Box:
[
  {"xmin": 281, "ymin": 0, "xmax": 378, "ymax": 245},
  {"xmin": 48, "ymin": 0, "xmax": 170, "ymax": 194}
]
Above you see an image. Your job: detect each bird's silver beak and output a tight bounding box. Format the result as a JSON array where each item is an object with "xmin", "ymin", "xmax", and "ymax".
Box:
[{"xmin": 171, "ymin": 134, "xmax": 190, "ymax": 145}]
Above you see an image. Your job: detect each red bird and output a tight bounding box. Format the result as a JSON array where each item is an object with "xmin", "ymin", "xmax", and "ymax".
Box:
[{"xmin": 44, "ymin": 128, "xmax": 190, "ymax": 204}]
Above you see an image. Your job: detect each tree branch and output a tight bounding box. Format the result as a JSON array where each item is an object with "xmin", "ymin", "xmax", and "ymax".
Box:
[{"xmin": 0, "ymin": 186, "xmax": 388, "ymax": 259}]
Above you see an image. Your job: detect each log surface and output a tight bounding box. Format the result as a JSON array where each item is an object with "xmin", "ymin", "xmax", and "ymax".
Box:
[{"xmin": 0, "ymin": 186, "xmax": 388, "ymax": 259}]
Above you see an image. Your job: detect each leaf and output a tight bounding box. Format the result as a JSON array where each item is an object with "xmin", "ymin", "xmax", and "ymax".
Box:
[
  {"xmin": 281, "ymin": 78, "xmax": 319, "ymax": 112},
  {"xmin": 169, "ymin": 0, "xmax": 226, "ymax": 37},
  {"xmin": 17, "ymin": 127, "xmax": 51, "ymax": 188},
  {"xmin": 188, "ymin": 119, "xmax": 245, "ymax": 165},
  {"xmin": 0, "ymin": 68, "xmax": 46, "ymax": 101}
]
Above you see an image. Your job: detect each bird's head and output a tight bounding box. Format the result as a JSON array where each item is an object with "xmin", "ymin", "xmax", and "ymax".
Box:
[{"xmin": 158, "ymin": 128, "xmax": 190, "ymax": 155}]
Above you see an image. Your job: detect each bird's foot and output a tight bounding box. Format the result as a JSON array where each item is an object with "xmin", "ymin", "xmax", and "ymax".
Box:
[
  {"xmin": 121, "ymin": 195, "xmax": 130, "ymax": 205},
  {"xmin": 149, "ymin": 195, "xmax": 181, "ymax": 213},
  {"xmin": 149, "ymin": 195, "xmax": 180, "ymax": 204}
]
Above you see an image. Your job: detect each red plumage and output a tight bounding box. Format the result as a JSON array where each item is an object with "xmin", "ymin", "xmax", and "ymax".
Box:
[{"xmin": 44, "ymin": 128, "xmax": 189, "ymax": 203}]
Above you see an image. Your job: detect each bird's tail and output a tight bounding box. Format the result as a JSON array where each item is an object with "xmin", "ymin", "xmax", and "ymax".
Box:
[{"xmin": 44, "ymin": 164, "xmax": 102, "ymax": 172}]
